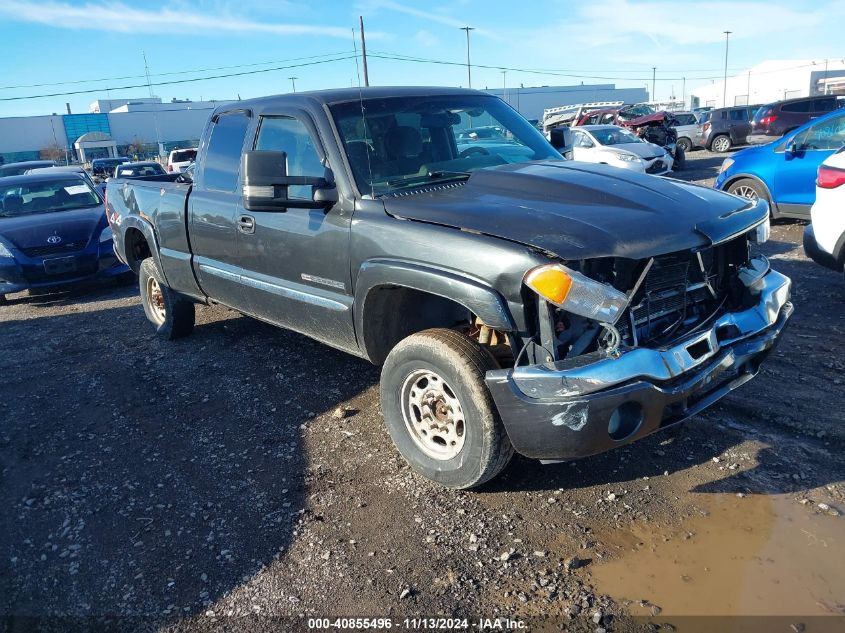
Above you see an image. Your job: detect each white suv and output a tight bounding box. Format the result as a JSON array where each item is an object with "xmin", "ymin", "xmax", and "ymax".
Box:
[
  {"xmin": 804, "ymin": 148, "xmax": 845, "ymax": 280},
  {"xmin": 167, "ymin": 148, "xmax": 198, "ymax": 173}
]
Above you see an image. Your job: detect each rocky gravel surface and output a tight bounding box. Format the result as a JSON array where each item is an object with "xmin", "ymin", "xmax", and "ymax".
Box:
[{"xmin": 2, "ymin": 150, "xmax": 844, "ymax": 632}]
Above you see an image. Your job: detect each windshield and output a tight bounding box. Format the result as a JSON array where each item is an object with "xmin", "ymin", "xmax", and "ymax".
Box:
[
  {"xmin": 330, "ymin": 94, "xmax": 561, "ymax": 195},
  {"xmin": 0, "ymin": 179, "xmax": 100, "ymax": 217},
  {"xmin": 590, "ymin": 127, "xmax": 642, "ymax": 146},
  {"xmin": 618, "ymin": 104, "xmax": 656, "ymax": 121}
]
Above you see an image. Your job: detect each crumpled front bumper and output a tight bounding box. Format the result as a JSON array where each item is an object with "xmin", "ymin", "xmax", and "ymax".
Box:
[{"xmin": 485, "ymin": 269, "xmax": 793, "ymax": 460}]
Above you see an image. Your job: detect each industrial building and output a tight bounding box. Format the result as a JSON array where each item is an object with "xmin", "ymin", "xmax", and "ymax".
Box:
[
  {"xmin": 690, "ymin": 58, "xmax": 845, "ymax": 109},
  {"xmin": 483, "ymin": 84, "xmax": 649, "ymax": 122},
  {"xmin": 0, "ymin": 97, "xmax": 227, "ymax": 165}
]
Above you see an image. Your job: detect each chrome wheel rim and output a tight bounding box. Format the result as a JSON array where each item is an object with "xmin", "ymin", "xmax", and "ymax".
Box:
[
  {"xmin": 400, "ymin": 369, "xmax": 466, "ymax": 461},
  {"xmin": 146, "ymin": 276, "xmax": 166, "ymax": 324},
  {"xmin": 713, "ymin": 137, "xmax": 730, "ymax": 152},
  {"xmin": 732, "ymin": 185, "xmax": 758, "ymax": 201}
]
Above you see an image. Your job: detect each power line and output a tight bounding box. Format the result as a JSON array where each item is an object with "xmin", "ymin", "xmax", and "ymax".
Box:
[
  {"xmin": 0, "ymin": 51, "xmax": 356, "ymax": 91},
  {"xmin": 0, "ymin": 55, "xmax": 358, "ymax": 102},
  {"xmin": 368, "ymin": 50, "xmax": 834, "ymax": 82}
]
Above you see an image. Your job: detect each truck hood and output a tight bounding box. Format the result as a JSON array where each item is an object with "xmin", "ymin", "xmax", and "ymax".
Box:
[
  {"xmin": 382, "ymin": 161, "xmax": 764, "ymax": 260},
  {"xmin": 0, "ymin": 205, "xmax": 106, "ymax": 251}
]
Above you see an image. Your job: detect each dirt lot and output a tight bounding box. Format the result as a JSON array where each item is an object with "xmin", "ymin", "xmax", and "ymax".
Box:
[{"xmin": 2, "ymin": 150, "xmax": 844, "ymax": 632}]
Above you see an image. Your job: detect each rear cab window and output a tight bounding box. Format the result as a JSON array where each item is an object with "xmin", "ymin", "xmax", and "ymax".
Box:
[{"xmin": 201, "ymin": 112, "xmax": 251, "ymax": 192}]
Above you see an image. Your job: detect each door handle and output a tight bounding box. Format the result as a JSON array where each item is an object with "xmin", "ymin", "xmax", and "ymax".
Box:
[{"xmin": 237, "ymin": 215, "xmax": 255, "ymax": 234}]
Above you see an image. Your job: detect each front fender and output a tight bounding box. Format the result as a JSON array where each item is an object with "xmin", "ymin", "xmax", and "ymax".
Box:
[{"xmin": 354, "ymin": 258, "xmax": 516, "ymax": 357}]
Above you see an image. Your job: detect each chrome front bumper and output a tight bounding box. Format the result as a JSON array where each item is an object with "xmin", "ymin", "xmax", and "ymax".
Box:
[{"xmin": 486, "ymin": 268, "xmax": 792, "ymax": 460}]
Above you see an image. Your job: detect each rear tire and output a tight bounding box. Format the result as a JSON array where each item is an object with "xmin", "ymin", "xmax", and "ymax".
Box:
[
  {"xmin": 139, "ymin": 258, "xmax": 195, "ymax": 339},
  {"xmin": 379, "ymin": 328, "xmax": 514, "ymax": 489},
  {"xmin": 711, "ymin": 134, "xmax": 731, "ymax": 153},
  {"xmin": 0, "ymin": 294, "xmax": 6, "ymax": 305}
]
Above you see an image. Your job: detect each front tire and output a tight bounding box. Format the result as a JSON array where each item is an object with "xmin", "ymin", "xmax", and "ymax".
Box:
[
  {"xmin": 139, "ymin": 258, "xmax": 195, "ymax": 339},
  {"xmin": 711, "ymin": 134, "xmax": 731, "ymax": 152},
  {"xmin": 676, "ymin": 137, "xmax": 692, "ymax": 153},
  {"xmin": 727, "ymin": 178, "xmax": 772, "ymax": 215},
  {"xmin": 379, "ymin": 328, "xmax": 514, "ymax": 489}
]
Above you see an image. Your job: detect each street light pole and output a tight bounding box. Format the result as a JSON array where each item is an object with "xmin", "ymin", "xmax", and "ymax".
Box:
[
  {"xmin": 460, "ymin": 26, "xmax": 475, "ymax": 88},
  {"xmin": 651, "ymin": 67, "xmax": 656, "ymax": 102},
  {"xmin": 722, "ymin": 30, "xmax": 732, "ymax": 107},
  {"xmin": 289, "ymin": 77, "xmax": 298, "ymax": 92}
]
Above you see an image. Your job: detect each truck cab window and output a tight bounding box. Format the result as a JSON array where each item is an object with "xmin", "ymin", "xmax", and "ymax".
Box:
[
  {"xmin": 255, "ymin": 116, "xmax": 324, "ymax": 200},
  {"xmin": 203, "ymin": 111, "xmax": 250, "ymax": 192}
]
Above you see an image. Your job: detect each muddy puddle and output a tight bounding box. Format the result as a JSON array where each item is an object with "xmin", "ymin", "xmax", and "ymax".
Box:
[{"xmin": 591, "ymin": 492, "xmax": 844, "ymax": 628}]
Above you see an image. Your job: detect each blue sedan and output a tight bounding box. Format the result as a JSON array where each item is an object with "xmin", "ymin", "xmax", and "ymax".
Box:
[
  {"xmin": 715, "ymin": 108, "xmax": 845, "ymax": 219},
  {"xmin": 0, "ymin": 173, "xmax": 129, "ymax": 302}
]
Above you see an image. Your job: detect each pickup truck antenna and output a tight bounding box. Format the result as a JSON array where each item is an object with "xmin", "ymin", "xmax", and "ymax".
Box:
[{"xmin": 352, "ymin": 26, "xmax": 375, "ymax": 197}]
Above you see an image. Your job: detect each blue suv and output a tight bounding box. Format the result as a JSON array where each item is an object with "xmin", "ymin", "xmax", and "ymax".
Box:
[{"xmin": 715, "ymin": 108, "xmax": 845, "ymax": 219}]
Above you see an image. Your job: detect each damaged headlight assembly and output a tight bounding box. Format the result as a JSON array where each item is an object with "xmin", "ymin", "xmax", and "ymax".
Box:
[{"xmin": 524, "ymin": 263, "xmax": 628, "ymax": 324}]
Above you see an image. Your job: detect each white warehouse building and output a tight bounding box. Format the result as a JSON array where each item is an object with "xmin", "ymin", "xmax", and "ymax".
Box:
[
  {"xmin": 0, "ymin": 97, "xmax": 230, "ymax": 165},
  {"xmin": 690, "ymin": 58, "xmax": 845, "ymax": 110}
]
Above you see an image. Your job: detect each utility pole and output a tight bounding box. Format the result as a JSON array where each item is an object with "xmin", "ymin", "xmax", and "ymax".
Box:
[
  {"xmin": 651, "ymin": 67, "xmax": 656, "ymax": 102},
  {"xmin": 746, "ymin": 70, "xmax": 751, "ymax": 104},
  {"xmin": 501, "ymin": 70, "xmax": 507, "ymax": 103},
  {"xmin": 359, "ymin": 16, "xmax": 370, "ymax": 87},
  {"xmin": 824, "ymin": 57, "xmax": 829, "ymax": 94},
  {"xmin": 289, "ymin": 77, "xmax": 298, "ymax": 92},
  {"xmin": 682, "ymin": 77, "xmax": 686, "ymax": 107},
  {"xmin": 722, "ymin": 31, "xmax": 732, "ymax": 107},
  {"xmin": 460, "ymin": 26, "xmax": 475, "ymax": 88}
]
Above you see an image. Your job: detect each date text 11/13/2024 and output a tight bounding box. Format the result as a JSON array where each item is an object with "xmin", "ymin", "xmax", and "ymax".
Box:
[{"xmin": 307, "ymin": 617, "xmax": 527, "ymax": 630}]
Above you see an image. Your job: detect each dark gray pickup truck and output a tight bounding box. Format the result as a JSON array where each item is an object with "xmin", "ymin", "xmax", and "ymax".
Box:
[{"xmin": 106, "ymin": 87, "xmax": 792, "ymax": 489}]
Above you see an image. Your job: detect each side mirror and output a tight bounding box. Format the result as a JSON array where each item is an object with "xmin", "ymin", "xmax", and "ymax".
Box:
[
  {"xmin": 785, "ymin": 141, "xmax": 800, "ymax": 156},
  {"xmin": 241, "ymin": 150, "xmax": 336, "ymax": 211},
  {"xmin": 549, "ymin": 127, "xmax": 573, "ymax": 153}
]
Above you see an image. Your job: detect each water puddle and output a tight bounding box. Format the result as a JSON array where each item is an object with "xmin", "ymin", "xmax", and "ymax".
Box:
[{"xmin": 591, "ymin": 492, "xmax": 844, "ymax": 623}]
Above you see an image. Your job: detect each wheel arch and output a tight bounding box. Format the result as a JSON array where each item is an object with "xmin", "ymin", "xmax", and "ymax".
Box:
[
  {"xmin": 120, "ymin": 216, "xmax": 166, "ymax": 278},
  {"xmin": 354, "ymin": 259, "xmax": 515, "ymax": 365},
  {"xmin": 721, "ymin": 173, "xmax": 776, "ymax": 214}
]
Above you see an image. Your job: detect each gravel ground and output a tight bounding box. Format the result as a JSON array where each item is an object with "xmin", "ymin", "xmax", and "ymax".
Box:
[{"xmin": 2, "ymin": 150, "xmax": 844, "ymax": 632}]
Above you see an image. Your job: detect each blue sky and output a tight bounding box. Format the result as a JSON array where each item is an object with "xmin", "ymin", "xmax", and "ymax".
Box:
[{"xmin": 0, "ymin": 0, "xmax": 842, "ymax": 117}]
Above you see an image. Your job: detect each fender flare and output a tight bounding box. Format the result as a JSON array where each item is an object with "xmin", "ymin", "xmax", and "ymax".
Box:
[
  {"xmin": 118, "ymin": 215, "xmax": 169, "ymax": 284},
  {"xmin": 354, "ymin": 258, "xmax": 516, "ymax": 352},
  {"xmin": 720, "ymin": 173, "xmax": 778, "ymax": 216}
]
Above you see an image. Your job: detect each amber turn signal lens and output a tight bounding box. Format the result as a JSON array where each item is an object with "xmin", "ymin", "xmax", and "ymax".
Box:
[{"xmin": 525, "ymin": 266, "xmax": 572, "ymax": 305}]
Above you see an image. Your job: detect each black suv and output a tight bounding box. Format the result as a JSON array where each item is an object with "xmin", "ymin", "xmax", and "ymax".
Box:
[
  {"xmin": 751, "ymin": 95, "xmax": 845, "ymax": 141},
  {"xmin": 694, "ymin": 106, "xmax": 752, "ymax": 152}
]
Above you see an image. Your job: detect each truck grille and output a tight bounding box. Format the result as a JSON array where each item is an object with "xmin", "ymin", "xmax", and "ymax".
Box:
[
  {"xmin": 619, "ymin": 244, "xmax": 741, "ymax": 347},
  {"xmin": 20, "ymin": 240, "xmax": 88, "ymax": 258}
]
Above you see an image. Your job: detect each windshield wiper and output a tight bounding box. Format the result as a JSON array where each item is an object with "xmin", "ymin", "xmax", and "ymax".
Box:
[{"xmin": 427, "ymin": 170, "xmax": 471, "ymax": 179}]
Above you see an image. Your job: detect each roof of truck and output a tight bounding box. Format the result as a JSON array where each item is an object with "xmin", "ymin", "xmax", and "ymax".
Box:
[{"xmin": 233, "ymin": 86, "xmax": 483, "ymax": 109}]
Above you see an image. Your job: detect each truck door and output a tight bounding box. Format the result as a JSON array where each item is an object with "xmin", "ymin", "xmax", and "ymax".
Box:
[
  {"xmin": 188, "ymin": 110, "xmax": 252, "ymax": 311},
  {"xmin": 235, "ymin": 112, "xmax": 356, "ymax": 352}
]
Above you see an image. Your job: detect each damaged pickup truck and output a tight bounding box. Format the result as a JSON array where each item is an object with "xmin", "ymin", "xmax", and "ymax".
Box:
[{"xmin": 106, "ymin": 87, "xmax": 792, "ymax": 489}]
